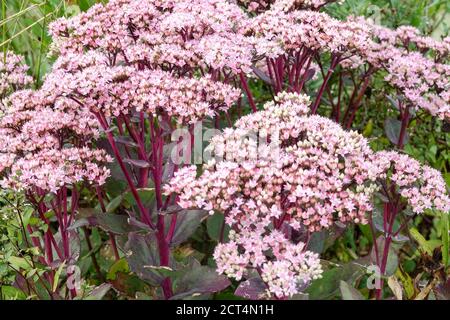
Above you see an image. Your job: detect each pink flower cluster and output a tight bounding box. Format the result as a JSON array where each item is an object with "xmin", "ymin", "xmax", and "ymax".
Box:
[
  {"xmin": 245, "ymin": 9, "xmax": 371, "ymax": 59},
  {"xmin": 2, "ymin": 147, "xmax": 111, "ymax": 193},
  {"xmin": 373, "ymin": 151, "xmax": 450, "ymax": 214},
  {"xmin": 362, "ymin": 22, "xmax": 450, "ymax": 62},
  {"xmin": 345, "ymin": 17, "xmax": 450, "ymax": 120},
  {"xmin": 46, "ymin": 0, "xmax": 450, "ymax": 121},
  {"xmin": 384, "ymin": 53, "xmax": 449, "ymax": 120},
  {"xmin": 0, "ymin": 52, "xmax": 32, "ymax": 98},
  {"xmin": 167, "ymin": 92, "xmax": 378, "ymax": 231},
  {"xmin": 44, "ymin": 0, "xmax": 247, "ymax": 127},
  {"xmin": 236, "ymin": 0, "xmax": 339, "ymax": 13},
  {"xmin": 49, "ymin": 0, "xmax": 253, "ymax": 76},
  {"xmin": 0, "ymin": 57, "xmax": 111, "ymax": 192},
  {"xmin": 165, "ymin": 93, "xmax": 385, "ymax": 296},
  {"xmin": 214, "ymin": 229, "xmax": 322, "ymax": 298},
  {"xmin": 45, "ymin": 60, "xmax": 241, "ymax": 123},
  {"xmin": 243, "ymin": 5, "xmax": 449, "ymax": 120}
]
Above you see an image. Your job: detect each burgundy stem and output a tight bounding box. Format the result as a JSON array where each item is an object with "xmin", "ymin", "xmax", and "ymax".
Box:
[
  {"xmin": 150, "ymin": 120, "xmax": 173, "ymax": 299},
  {"xmin": 311, "ymin": 55, "xmax": 339, "ymax": 114},
  {"xmin": 95, "ymin": 112, "xmax": 155, "ymax": 229},
  {"xmin": 344, "ymin": 74, "xmax": 372, "ymax": 129},
  {"xmin": 397, "ymin": 106, "xmax": 410, "ymax": 149},
  {"xmin": 239, "ymin": 73, "xmax": 257, "ymax": 112}
]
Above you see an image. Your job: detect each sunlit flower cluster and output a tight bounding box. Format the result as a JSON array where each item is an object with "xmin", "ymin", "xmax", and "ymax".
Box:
[
  {"xmin": 245, "ymin": 9, "xmax": 371, "ymax": 60},
  {"xmin": 49, "ymin": 0, "xmax": 253, "ymax": 76},
  {"xmin": 44, "ymin": 61, "xmax": 241, "ymax": 123},
  {"xmin": 44, "ymin": 0, "xmax": 247, "ymax": 129}
]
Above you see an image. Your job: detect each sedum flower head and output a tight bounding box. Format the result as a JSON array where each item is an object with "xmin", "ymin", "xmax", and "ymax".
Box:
[
  {"xmin": 373, "ymin": 151, "xmax": 450, "ymax": 214},
  {"xmin": 0, "ymin": 52, "xmax": 32, "ymax": 98},
  {"xmin": 166, "ymin": 93, "xmax": 377, "ymax": 232}
]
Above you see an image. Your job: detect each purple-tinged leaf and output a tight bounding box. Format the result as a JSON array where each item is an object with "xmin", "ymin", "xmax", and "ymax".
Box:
[
  {"xmin": 70, "ymin": 213, "xmax": 141, "ymax": 235},
  {"xmin": 125, "ymin": 233, "xmax": 168, "ymax": 286},
  {"xmin": 100, "ymin": 125, "xmax": 117, "ymax": 134},
  {"xmin": 114, "ymin": 136, "xmax": 139, "ymax": 148},
  {"xmin": 128, "ymin": 217, "xmax": 153, "ymax": 232},
  {"xmin": 434, "ymin": 279, "xmax": 450, "ymax": 300},
  {"xmin": 85, "ymin": 283, "xmax": 112, "ymax": 300},
  {"xmin": 370, "ymin": 236, "xmax": 399, "ymax": 277},
  {"xmin": 384, "ymin": 118, "xmax": 409, "ymax": 146},
  {"xmin": 96, "ymin": 214, "xmax": 141, "ymax": 234},
  {"xmin": 159, "ymin": 204, "xmax": 183, "ymax": 215},
  {"xmin": 159, "ymin": 118, "xmax": 172, "ymax": 133},
  {"xmin": 235, "ymin": 277, "xmax": 267, "ymax": 300},
  {"xmin": 443, "ymin": 121, "xmax": 450, "ymax": 133},
  {"xmin": 162, "ymin": 161, "xmax": 176, "ymax": 183},
  {"xmin": 251, "ymin": 65, "xmax": 274, "ymax": 85},
  {"xmin": 123, "ymin": 158, "xmax": 151, "ymax": 168},
  {"xmin": 303, "ymin": 68, "xmax": 316, "ymax": 82},
  {"xmin": 52, "ymin": 230, "xmax": 80, "ymax": 264},
  {"xmin": 385, "ymin": 95, "xmax": 399, "ymax": 110},
  {"xmin": 307, "ymin": 230, "xmax": 327, "ymax": 254},
  {"xmin": 168, "ymin": 209, "xmax": 208, "ymax": 247},
  {"xmin": 171, "ymin": 266, "xmax": 231, "ymax": 300}
]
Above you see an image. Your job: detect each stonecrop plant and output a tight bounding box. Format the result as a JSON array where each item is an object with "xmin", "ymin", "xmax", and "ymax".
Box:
[{"xmin": 0, "ymin": 0, "xmax": 449, "ymax": 301}]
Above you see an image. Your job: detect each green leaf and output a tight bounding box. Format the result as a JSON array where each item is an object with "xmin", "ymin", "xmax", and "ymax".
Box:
[
  {"xmin": 8, "ymin": 256, "xmax": 31, "ymax": 270},
  {"xmin": 107, "ymin": 258, "xmax": 130, "ymax": 281},
  {"xmin": 206, "ymin": 213, "xmax": 229, "ymax": 242},
  {"xmin": 362, "ymin": 119, "xmax": 374, "ymax": 137},
  {"xmin": 123, "ymin": 188, "xmax": 155, "ymax": 208},
  {"xmin": 306, "ymin": 261, "xmax": 365, "ymax": 299},
  {"xmin": 85, "ymin": 283, "xmax": 112, "ymax": 300},
  {"xmin": 395, "ymin": 268, "xmax": 415, "ymax": 299},
  {"xmin": 110, "ymin": 273, "xmax": 146, "ymax": 297},
  {"xmin": 339, "ymin": 280, "xmax": 365, "ymax": 300},
  {"xmin": 78, "ymin": 0, "xmax": 97, "ymax": 11},
  {"xmin": 65, "ymin": 5, "xmax": 81, "ymax": 17},
  {"xmin": 410, "ymin": 227, "xmax": 441, "ymax": 255},
  {"xmin": 52, "ymin": 261, "xmax": 66, "ymax": 292},
  {"xmin": 106, "ymin": 195, "xmax": 123, "ymax": 213},
  {"xmin": 0, "ymin": 286, "xmax": 26, "ymax": 300}
]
